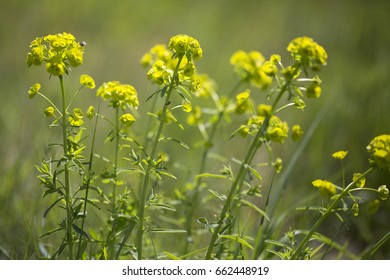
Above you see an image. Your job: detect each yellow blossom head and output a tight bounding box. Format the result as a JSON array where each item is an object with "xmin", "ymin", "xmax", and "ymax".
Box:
[
  {"xmin": 96, "ymin": 81, "xmax": 139, "ymax": 109},
  {"xmin": 312, "ymin": 179, "xmax": 337, "ymax": 197},
  {"xmin": 80, "ymin": 74, "xmax": 96, "ymax": 89},
  {"xmin": 332, "ymin": 150, "xmax": 348, "ymax": 160},
  {"xmin": 28, "ymin": 83, "xmax": 41, "ymax": 99},
  {"xmin": 119, "ymin": 113, "xmax": 136, "ymax": 127},
  {"xmin": 26, "ymin": 32, "xmax": 85, "ymax": 76},
  {"xmin": 168, "ymin": 34, "xmax": 202, "ymax": 61},
  {"xmin": 352, "ymin": 173, "xmax": 366, "ymax": 188},
  {"xmin": 367, "ymin": 134, "xmax": 390, "ymax": 169},
  {"xmin": 291, "ymin": 125, "xmax": 303, "ymax": 141},
  {"xmin": 44, "ymin": 106, "xmax": 55, "ymax": 117},
  {"xmin": 287, "ymin": 36, "xmax": 328, "ymax": 71},
  {"xmin": 266, "ymin": 116, "xmax": 289, "ymax": 143},
  {"xmin": 68, "ymin": 108, "xmax": 84, "ymax": 126}
]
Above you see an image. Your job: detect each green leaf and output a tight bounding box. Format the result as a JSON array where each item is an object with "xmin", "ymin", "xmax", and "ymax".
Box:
[
  {"xmin": 43, "ymin": 198, "xmax": 63, "ymax": 218},
  {"xmin": 208, "ymin": 189, "xmax": 226, "ymax": 201},
  {"xmin": 196, "ymin": 173, "xmax": 228, "ymax": 180},
  {"xmin": 197, "ymin": 217, "xmax": 208, "ymax": 225},
  {"xmin": 148, "ymin": 203, "xmax": 177, "ymax": 212},
  {"xmin": 240, "ymin": 199, "xmax": 270, "ymax": 221},
  {"xmin": 163, "ymin": 251, "xmax": 182, "ymax": 260},
  {"xmin": 159, "ymin": 137, "xmax": 189, "ymax": 149},
  {"xmin": 72, "ymin": 224, "xmax": 89, "ymax": 239},
  {"xmin": 244, "ymin": 164, "xmax": 262, "ymax": 181},
  {"xmin": 39, "ymin": 227, "xmax": 64, "ymax": 239},
  {"xmin": 148, "ymin": 228, "xmax": 187, "ymax": 234},
  {"xmin": 219, "ymin": 235, "xmax": 254, "ymax": 250}
]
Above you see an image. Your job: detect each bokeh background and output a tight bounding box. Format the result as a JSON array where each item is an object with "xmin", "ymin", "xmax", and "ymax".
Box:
[{"xmin": 1, "ymin": 0, "xmax": 389, "ymax": 259}]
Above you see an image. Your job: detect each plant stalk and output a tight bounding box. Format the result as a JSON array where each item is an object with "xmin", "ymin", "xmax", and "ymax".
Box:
[
  {"xmin": 59, "ymin": 75, "xmax": 73, "ymax": 260},
  {"xmin": 136, "ymin": 56, "xmax": 183, "ymax": 260}
]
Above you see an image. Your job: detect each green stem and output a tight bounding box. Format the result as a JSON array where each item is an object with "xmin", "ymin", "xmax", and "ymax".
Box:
[
  {"xmin": 76, "ymin": 101, "xmax": 100, "ymax": 259},
  {"xmin": 290, "ymin": 167, "xmax": 374, "ymax": 259},
  {"xmin": 136, "ymin": 56, "xmax": 183, "ymax": 260},
  {"xmin": 183, "ymin": 81, "xmax": 243, "ymax": 255},
  {"xmin": 204, "ymin": 81, "xmax": 289, "ymax": 260},
  {"xmin": 59, "ymin": 75, "xmax": 73, "ymax": 260},
  {"xmin": 113, "ymin": 107, "xmax": 120, "ymax": 215}
]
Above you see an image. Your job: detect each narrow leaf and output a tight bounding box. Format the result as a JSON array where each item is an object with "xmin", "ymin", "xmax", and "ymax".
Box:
[
  {"xmin": 163, "ymin": 251, "xmax": 182, "ymax": 260},
  {"xmin": 208, "ymin": 189, "xmax": 227, "ymax": 201},
  {"xmin": 240, "ymin": 199, "xmax": 270, "ymax": 221},
  {"xmin": 43, "ymin": 198, "xmax": 63, "ymax": 218},
  {"xmin": 149, "ymin": 228, "xmax": 187, "ymax": 234},
  {"xmin": 72, "ymin": 224, "xmax": 89, "ymax": 239},
  {"xmin": 219, "ymin": 235, "xmax": 254, "ymax": 250},
  {"xmin": 159, "ymin": 137, "xmax": 189, "ymax": 149}
]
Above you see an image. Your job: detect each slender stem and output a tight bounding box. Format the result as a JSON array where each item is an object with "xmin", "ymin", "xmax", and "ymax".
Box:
[
  {"xmin": 136, "ymin": 56, "xmax": 183, "ymax": 260},
  {"xmin": 113, "ymin": 107, "xmax": 120, "ymax": 214},
  {"xmin": 205, "ymin": 81, "xmax": 289, "ymax": 260},
  {"xmin": 59, "ymin": 75, "xmax": 73, "ymax": 260},
  {"xmin": 290, "ymin": 167, "xmax": 374, "ymax": 259},
  {"xmin": 76, "ymin": 101, "xmax": 100, "ymax": 259},
  {"xmin": 183, "ymin": 81, "xmax": 243, "ymax": 254}
]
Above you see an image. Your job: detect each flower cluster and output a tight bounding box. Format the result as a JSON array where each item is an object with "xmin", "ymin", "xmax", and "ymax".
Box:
[
  {"xmin": 367, "ymin": 134, "xmax": 390, "ymax": 170},
  {"xmin": 26, "ymin": 32, "xmax": 85, "ymax": 76},
  {"xmin": 312, "ymin": 179, "xmax": 337, "ymax": 196},
  {"xmin": 168, "ymin": 34, "xmax": 202, "ymax": 61},
  {"xmin": 230, "ymin": 50, "xmax": 278, "ymax": 89},
  {"xmin": 287, "ymin": 36, "xmax": 328, "ymax": 71},
  {"xmin": 96, "ymin": 81, "xmax": 139, "ymax": 109}
]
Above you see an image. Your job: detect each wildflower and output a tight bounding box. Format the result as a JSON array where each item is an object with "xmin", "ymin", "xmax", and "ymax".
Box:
[
  {"xmin": 26, "ymin": 32, "xmax": 85, "ymax": 76},
  {"xmin": 147, "ymin": 60, "xmax": 171, "ymax": 85},
  {"xmin": 80, "ymin": 74, "xmax": 95, "ymax": 89},
  {"xmin": 306, "ymin": 83, "xmax": 321, "ymax": 98},
  {"xmin": 187, "ymin": 106, "xmax": 202, "ymax": 126},
  {"xmin": 182, "ymin": 101, "xmax": 192, "ymax": 113},
  {"xmin": 312, "ymin": 179, "xmax": 337, "ymax": 197},
  {"xmin": 332, "ymin": 150, "xmax": 348, "ymax": 160},
  {"xmin": 28, "ymin": 83, "xmax": 41, "ymax": 99},
  {"xmin": 352, "ymin": 173, "xmax": 366, "ymax": 188},
  {"xmin": 293, "ymin": 97, "xmax": 306, "ymax": 110},
  {"xmin": 191, "ymin": 74, "xmax": 216, "ymax": 98},
  {"xmin": 119, "ymin": 113, "xmax": 136, "ymax": 127},
  {"xmin": 378, "ymin": 185, "xmax": 389, "ymax": 200},
  {"xmin": 367, "ymin": 134, "xmax": 390, "ymax": 169},
  {"xmin": 235, "ymin": 90, "xmax": 251, "ymax": 114},
  {"xmin": 44, "ymin": 106, "xmax": 55, "ymax": 117},
  {"xmin": 96, "ymin": 81, "xmax": 139, "ymax": 109},
  {"xmin": 287, "ymin": 36, "xmax": 328, "ymax": 71},
  {"xmin": 230, "ymin": 50, "xmax": 274, "ymax": 89},
  {"xmin": 273, "ymin": 158, "xmax": 283, "ymax": 173},
  {"xmin": 266, "ymin": 116, "xmax": 289, "ymax": 143},
  {"xmin": 291, "ymin": 125, "xmax": 303, "ymax": 141},
  {"xmin": 87, "ymin": 105, "xmax": 95, "ymax": 119},
  {"xmin": 257, "ymin": 104, "xmax": 272, "ymax": 117},
  {"xmin": 140, "ymin": 44, "xmax": 171, "ymax": 67},
  {"xmin": 168, "ymin": 34, "xmax": 202, "ymax": 61},
  {"xmin": 68, "ymin": 108, "xmax": 84, "ymax": 126},
  {"xmin": 352, "ymin": 203, "xmax": 359, "ymax": 217}
]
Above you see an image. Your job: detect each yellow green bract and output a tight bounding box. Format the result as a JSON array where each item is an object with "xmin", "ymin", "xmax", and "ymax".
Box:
[
  {"xmin": 312, "ymin": 179, "xmax": 337, "ymax": 197},
  {"xmin": 26, "ymin": 32, "xmax": 85, "ymax": 76},
  {"xmin": 332, "ymin": 150, "xmax": 348, "ymax": 160},
  {"xmin": 367, "ymin": 134, "xmax": 390, "ymax": 169}
]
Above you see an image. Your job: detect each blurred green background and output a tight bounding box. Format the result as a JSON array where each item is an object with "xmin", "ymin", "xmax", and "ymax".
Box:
[{"xmin": 1, "ymin": 0, "xmax": 389, "ymax": 259}]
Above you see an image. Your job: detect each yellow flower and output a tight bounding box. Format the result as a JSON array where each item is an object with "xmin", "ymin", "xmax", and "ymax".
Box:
[
  {"xmin": 44, "ymin": 106, "xmax": 55, "ymax": 117},
  {"xmin": 68, "ymin": 108, "xmax": 84, "ymax": 126},
  {"xmin": 28, "ymin": 83, "xmax": 41, "ymax": 99},
  {"xmin": 266, "ymin": 116, "xmax": 289, "ymax": 143},
  {"xmin": 332, "ymin": 150, "xmax": 348, "ymax": 160},
  {"xmin": 287, "ymin": 36, "xmax": 328, "ymax": 71},
  {"xmin": 119, "ymin": 113, "xmax": 136, "ymax": 127},
  {"xmin": 291, "ymin": 125, "xmax": 303, "ymax": 141},
  {"xmin": 80, "ymin": 74, "xmax": 96, "ymax": 89},
  {"xmin": 96, "ymin": 81, "xmax": 139, "ymax": 109},
  {"xmin": 378, "ymin": 185, "xmax": 389, "ymax": 200},
  {"xmin": 306, "ymin": 83, "xmax": 321, "ymax": 98},
  {"xmin": 182, "ymin": 101, "xmax": 192, "ymax": 113},
  {"xmin": 87, "ymin": 105, "xmax": 95, "ymax": 119},
  {"xmin": 367, "ymin": 134, "xmax": 390, "ymax": 169},
  {"xmin": 312, "ymin": 179, "xmax": 337, "ymax": 197},
  {"xmin": 257, "ymin": 104, "xmax": 272, "ymax": 117},
  {"xmin": 187, "ymin": 106, "xmax": 202, "ymax": 126},
  {"xmin": 168, "ymin": 34, "xmax": 202, "ymax": 60},
  {"xmin": 26, "ymin": 32, "xmax": 85, "ymax": 76},
  {"xmin": 273, "ymin": 158, "xmax": 283, "ymax": 173},
  {"xmin": 235, "ymin": 90, "xmax": 251, "ymax": 114},
  {"xmin": 352, "ymin": 173, "xmax": 366, "ymax": 188}
]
